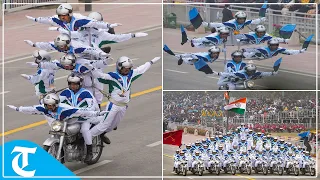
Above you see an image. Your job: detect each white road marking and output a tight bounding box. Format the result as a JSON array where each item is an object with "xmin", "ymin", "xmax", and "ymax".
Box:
[
  {"xmin": 206, "ymin": 75, "xmax": 220, "ymax": 80},
  {"xmin": 146, "ymin": 140, "xmax": 162, "ymax": 147},
  {"xmin": 165, "ymin": 69, "xmax": 188, "ymax": 74},
  {"xmin": 73, "ymin": 160, "xmax": 113, "ymax": 175},
  {"xmin": 0, "ymin": 91, "xmax": 10, "ymax": 95}
]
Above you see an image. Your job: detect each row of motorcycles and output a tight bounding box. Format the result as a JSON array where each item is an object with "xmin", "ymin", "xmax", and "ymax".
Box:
[{"xmin": 174, "ymin": 152, "xmax": 316, "ymax": 176}]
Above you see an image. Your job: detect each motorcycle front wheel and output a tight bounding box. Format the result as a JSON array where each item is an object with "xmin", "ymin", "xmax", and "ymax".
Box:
[
  {"xmin": 86, "ymin": 135, "xmax": 103, "ymax": 165},
  {"xmin": 278, "ymin": 166, "xmax": 283, "ymax": 175},
  {"xmin": 43, "ymin": 143, "xmax": 64, "ymax": 164},
  {"xmin": 183, "ymin": 166, "xmax": 187, "ymax": 176},
  {"xmin": 262, "ymin": 166, "xmax": 268, "ymax": 175},
  {"xmin": 294, "ymin": 167, "xmax": 299, "ymax": 176},
  {"xmin": 310, "ymin": 168, "xmax": 316, "ymax": 176}
]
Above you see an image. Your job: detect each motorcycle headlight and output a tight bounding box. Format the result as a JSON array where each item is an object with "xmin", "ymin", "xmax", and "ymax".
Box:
[
  {"xmin": 51, "ymin": 121, "xmax": 62, "ymax": 132},
  {"xmin": 245, "ymin": 80, "xmax": 255, "ymax": 88}
]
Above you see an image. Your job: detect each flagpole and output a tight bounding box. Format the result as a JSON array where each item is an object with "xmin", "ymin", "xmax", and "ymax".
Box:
[{"xmin": 226, "ymin": 91, "xmax": 230, "ymax": 134}]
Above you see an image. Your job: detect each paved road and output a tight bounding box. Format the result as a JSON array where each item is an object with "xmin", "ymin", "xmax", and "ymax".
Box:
[
  {"xmin": 163, "ymin": 28, "xmax": 317, "ymax": 90},
  {"xmin": 1, "ymin": 4, "xmax": 162, "ymax": 178},
  {"xmin": 163, "ymin": 54, "xmax": 316, "ymax": 90},
  {"xmin": 163, "ymin": 134, "xmax": 319, "ymax": 180}
]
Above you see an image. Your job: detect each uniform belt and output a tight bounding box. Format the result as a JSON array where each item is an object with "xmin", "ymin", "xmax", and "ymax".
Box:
[{"xmin": 109, "ymin": 98, "xmax": 127, "ymax": 107}]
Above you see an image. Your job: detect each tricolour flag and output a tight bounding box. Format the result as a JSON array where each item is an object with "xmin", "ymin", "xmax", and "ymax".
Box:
[{"xmin": 224, "ymin": 98, "xmax": 246, "ymax": 114}]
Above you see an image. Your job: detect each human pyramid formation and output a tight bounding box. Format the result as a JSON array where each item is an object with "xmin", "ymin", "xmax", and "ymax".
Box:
[
  {"xmin": 6, "ymin": 4, "xmax": 160, "ymax": 163},
  {"xmin": 173, "ymin": 123, "xmax": 316, "ymax": 176},
  {"xmin": 164, "ymin": 6, "xmax": 313, "ymax": 90}
]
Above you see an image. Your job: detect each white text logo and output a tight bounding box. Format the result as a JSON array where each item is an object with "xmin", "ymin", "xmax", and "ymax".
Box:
[{"xmin": 11, "ymin": 146, "xmax": 37, "ymax": 177}]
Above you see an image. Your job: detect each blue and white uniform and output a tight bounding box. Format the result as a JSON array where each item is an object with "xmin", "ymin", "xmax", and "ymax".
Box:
[
  {"xmin": 237, "ymin": 32, "xmax": 287, "ymax": 45},
  {"xmin": 243, "ymin": 46, "xmax": 303, "ymax": 60},
  {"xmin": 175, "ymin": 52, "xmax": 218, "ymax": 73},
  {"xmin": 191, "ymin": 33, "xmax": 226, "ymax": 48}
]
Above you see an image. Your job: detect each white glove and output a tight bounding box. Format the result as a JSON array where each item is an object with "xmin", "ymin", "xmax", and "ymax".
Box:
[
  {"xmin": 24, "ymin": 40, "xmax": 35, "ymax": 47},
  {"xmin": 284, "ymin": 39, "xmax": 290, "ymax": 44},
  {"xmin": 300, "ymin": 48, "xmax": 306, "ymax": 53},
  {"xmin": 150, "ymin": 57, "xmax": 161, "ymax": 64},
  {"xmin": 272, "ymin": 71, "xmax": 278, "ymax": 75},
  {"xmin": 7, "ymin": 105, "xmax": 19, "ymax": 111},
  {"xmin": 26, "ymin": 62, "xmax": 38, "ymax": 67},
  {"xmin": 260, "ymin": 17, "xmax": 266, "ymax": 22},
  {"xmin": 21, "ymin": 74, "xmax": 31, "ymax": 80},
  {"xmin": 97, "ymin": 111, "xmax": 108, "ymax": 116},
  {"xmin": 26, "ymin": 15, "xmax": 37, "ymax": 22},
  {"xmin": 236, "ymin": 39, "xmax": 241, "ymax": 43},
  {"xmin": 48, "ymin": 27, "xmax": 59, "ymax": 31},
  {"xmin": 103, "ymin": 57, "xmax": 113, "ymax": 65},
  {"xmin": 134, "ymin": 32, "xmax": 148, "ymax": 38},
  {"xmin": 202, "ymin": 22, "xmax": 209, "ymax": 27},
  {"xmin": 109, "ymin": 23, "xmax": 122, "ymax": 28},
  {"xmin": 99, "ymin": 52, "xmax": 108, "ymax": 58}
]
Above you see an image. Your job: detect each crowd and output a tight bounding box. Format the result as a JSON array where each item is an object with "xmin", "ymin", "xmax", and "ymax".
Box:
[{"xmin": 163, "ymin": 92, "xmax": 316, "ymax": 128}]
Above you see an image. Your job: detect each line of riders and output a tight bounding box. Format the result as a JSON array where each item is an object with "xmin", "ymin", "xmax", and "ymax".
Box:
[
  {"xmin": 163, "ymin": 11, "xmax": 310, "ymax": 89},
  {"xmin": 7, "ymin": 4, "xmax": 160, "ymax": 164},
  {"xmin": 173, "ymin": 124, "xmax": 316, "ymax": 176}
]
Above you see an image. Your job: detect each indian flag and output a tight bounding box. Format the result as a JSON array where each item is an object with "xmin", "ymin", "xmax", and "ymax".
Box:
[{"xmin": 224, "ymin": 98, "xmax": 246, "ymax": 114}]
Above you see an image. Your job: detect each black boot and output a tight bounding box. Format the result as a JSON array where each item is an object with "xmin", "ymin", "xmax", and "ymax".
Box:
[
  {"xmin": 113, "ymin": 126, "xmax": 117, "ymax": 130},
  {"xmin": 100, "ymin": 132, "xmax": 111, "ymax": 144},
  {"xmin": 178, "ymin": 58, "xmax": 183, "ymax": 65},
  {"xmin": 191, "ymin": 39, "xmax": 195, "ymax": 47},
  {"xmin": 84, "ymin": 145, "xmax": 93, "ymax": 163},
  {"xmin": 98, "ymin": 104, "xmax": 101, "ymax": 109}
]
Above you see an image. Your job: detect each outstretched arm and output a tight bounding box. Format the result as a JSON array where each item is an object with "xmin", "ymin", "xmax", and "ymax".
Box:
[{"xmin": 7, "ymin": 105, "xmax": 46, "ymax": 115}]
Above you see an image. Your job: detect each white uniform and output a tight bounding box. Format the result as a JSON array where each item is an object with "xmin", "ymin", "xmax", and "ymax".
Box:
[
  {"xmin": 33, "ymin": 13, "xmax": 113, "ymax": 31},
  {"xmin": 59, "ymin": 88, "xmax": 99, "ymax": 145},
  {"xmin": 88, "ymin": 61, "xmax": 154, "ymax": 136},
  {"xmin": 23, "ymin": 68, "xmax": 56, "ymax": 98},
  {"xmin": 32, "ymin": 40, "xmax": 106, "ymax": 59}
]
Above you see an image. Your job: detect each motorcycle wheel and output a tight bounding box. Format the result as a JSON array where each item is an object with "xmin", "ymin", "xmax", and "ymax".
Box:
[
  {"xmin": 199, "ymin": 167, "xmax": 204, "ymax": 176},
  {"xmin": 43, "ymin": 143, "xmax": 64, "ymax": 164},
  {"xmin": 263, "ymin": 166, "xmax": 268, "ymax": 175},
  {"xmin": 247, "ymin": 167, "xmax": 251, "ymax": 175},
  {"xmin": 216, "ymin": 167, "xmax": 220, "ymax": 175},
  {"xmin": 192, "ymin": 169, "xmax": 196, "ymax": 175},
  {"xmin": 278, "ymin": 167, "xmax": 283, "ymax": 175},
  {"xmin": 224, "ymin": 167, "xmax": 228, "ymax": 173},
  {"xmin": 239, "ymin": 167, "xmax": 243, "ymax": 174},
  {"xmin": 294, "ymin": 167, "xmax": 299, "ymax": 176},
  {"xmin": 183, "ymin": 167, "xmax": 187, "ymax": 176},
  {"xmin": 231, "ymin": 166, "xmax": 236, "ymax": 175},
  {"xmin": 270, "ymin": 168, "xmax": 273, "ymax": 174},
  {"xmin": 286, "ymin": 168, "xmax": 291, "ymax": 175},
  {"xmin": 85, "ymin": 135, "xmax": 103, "ymax": 165},
  {"xmin": 176, "ymin": 167, "xmax": 180, "ymax": 175},
  {"xmin": 300, "ymin": 168, "xmax": 305, "ymax": 175},
  {"xmin": 310, "ymin": 168, "xmax": 316, "ymax": 176}
]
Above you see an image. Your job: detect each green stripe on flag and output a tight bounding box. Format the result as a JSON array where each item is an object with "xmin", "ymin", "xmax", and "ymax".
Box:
[{"xmin": 229, "ymin": 108, "xmax": 245, "ymax": 114}]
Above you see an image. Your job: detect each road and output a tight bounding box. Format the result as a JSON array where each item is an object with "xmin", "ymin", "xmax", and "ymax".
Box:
[
  {"xmin": 163, "ymin": 54, "xmax": 316, "ymax": 90},
  {"xmin": 1, "ymin": 4, "xmax": 162, "ymax": 178},
  {"xmin": 163, "ymin": 28, "xmax": 317, "ymax": 90},
  {"xmin": 163, "ymin": 134, "xmax": 319, "ymax": 180}
]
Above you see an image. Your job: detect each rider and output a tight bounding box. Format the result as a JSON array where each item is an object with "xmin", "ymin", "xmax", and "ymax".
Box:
[
  {"xmin": 7, "ymin": 93, "xmax": 106, "ymax": 162},
  {"xmin": 20, "ymin": 50, "xmax": 56, "ymax": 102},
  {"xmin": 189, "ymin": 27, "xmax": 230, "ymax": 48}
]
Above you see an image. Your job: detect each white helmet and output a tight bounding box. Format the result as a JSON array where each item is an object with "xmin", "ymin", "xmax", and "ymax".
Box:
[
  {"xmin": 54, "ymin": 33, "xmax": 71, "ymax": 49},
  {"xmin": 56, "ymin": 3, "xmax": 73, "ymax": 16},
  {"xmin": 116, "ymin": 56, "xmax": 133, "ymax": 71},
  {"xmin": 218, "ymin": 26, "xmax": 230, "ymax": 34},
  {"xmin": 208, "ymin": 46, "xmax": 220, "ymax": 53},
  {"xmin": 268, "ymin": 39, "xmax": 279, "ymax": 46},
  {"xmin": 231, "ymin": 50, "xmax": 243, "ymax": 58},
  {"xmin": 43, "ymin": 93, "xmax": 60, "ymax": 107},
  {"xmin": 235, "ymin": 11, "xmax": 247, "ymax": 19},
  {"xmin": 88, "ymin": 12, "xmax": 103, "ymax": 21},
  {"xmin": 255, "ymin": 25, "xmax": 266, "ymax": 33},
  {"xmin": 32, "ymin": 50, "xmax": 51, "ymax": 63},
  {"xmin": 60, "ymin": 53, "xmax": 76, "ymax": 67},
  {"xmin": 245, "ymin": 64, "xmax": 257, "ymax": 74},
  {"xmin": 67, "ymin": 73, "xmax": 83, "ymax": 86}
]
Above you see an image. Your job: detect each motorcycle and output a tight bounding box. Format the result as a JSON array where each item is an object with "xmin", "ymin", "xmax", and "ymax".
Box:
[
  {"xmin": 218, "ymin": 78, "xmax": 255, "ymax": 90},
  {"xmin": 43, "ymin": 120, "xmax": 103, "ymax": 165},
  {"xmin": 301, "ymin": 159, "xmax": 316, "ymax": 176},
  {"xmin": 239, "ymin": 157, "xmax": 252, "ymax": 175},
  {"xmin": 208, "ymin": 157, "xmax": 221, "ymax": 175},
  {"xmin": 286, "ymin": 159, "xmax": 300, "ymax": 176},
  {"xmin": 255, "ymin": 157, "xmax": 268, "ymax": 175},
  {"xmin": 175, "ymin": 160, "xmax": 188, "ymax": 176},
  {"xmin": 269, "ymin": 159, "xmax": 284, "ymax": 175},
  {"xmin": 224, "ymin": 159, "xmax": 237, "ymax": 175},
  {"xmin": 192, "ymin": 159, "xmax": 205, "ymax": 176}
]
